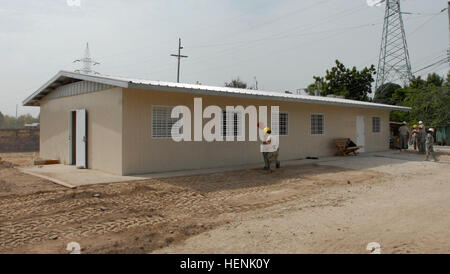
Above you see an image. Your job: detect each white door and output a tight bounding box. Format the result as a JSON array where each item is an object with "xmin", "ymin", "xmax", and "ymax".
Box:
[
  {"xmin": 356, "ymin": 116, "xmax": 365, "ymax": 152},
  {"xmin": 76, "ymin": 109, "xmax": 87, "ymax": 168},
  {"xmin": 68, "ymin": 111, "xmax": 74, "ymax": 165}
]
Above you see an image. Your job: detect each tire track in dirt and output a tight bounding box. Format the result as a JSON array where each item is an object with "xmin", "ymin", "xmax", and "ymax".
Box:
[
  {"xmin": 0, "ymin": 182, "xmax": 319, "ymax": 250},
  {"xmin": 0, "ymin": 163, "xmax": 386, "ymax": 252}
]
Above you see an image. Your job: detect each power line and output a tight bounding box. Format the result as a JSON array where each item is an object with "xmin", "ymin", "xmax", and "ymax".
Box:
[
  {"xmin": 109, "ymin": 8, "xmax": 378, "ymax": 77},
  {"xmin": 102, "ymin": 1, "xmax": 363, "ymax": 71},
  {"xmin": 182, "ymin": 22, "xmax": 381, "ymax": 79},
  {"xmin": 96, "ymin": 0, "xmax": 333, "ymax": 61},
  {"xmin": 408, "ymin": 10, "xmax": 446, "ymax": 37},
  {"xmin": 412, "ymin": 57, "xmax": 448, "ymax": 74}
]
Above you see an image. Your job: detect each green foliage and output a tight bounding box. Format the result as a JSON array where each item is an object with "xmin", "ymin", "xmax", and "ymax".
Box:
[
  {"xmin": 409, "ymin": 76, "xmax": 426, "ymax": 89},
  {"xmin": 225, "ymin": 77, "xmax": 248, "ymax": 89},
  {"xmin": 446, "ymin": 72, "xmax": 450, "ymax": 87},
  {"xmin": 404, "ymin": 85, "xmax": 449, "ymax": 127},
  {"xmin": 387, "ymin": 72, "xmax": 450, "ymax": 127},
  {"xmin": 0, "ymin": 112, "xmax": 39, "ymax": 129},
  {"xmin": 305, "ymin": 83, "xmax": 318, "ymax": 95},
  {"xmin": 308, "ymin": 60, "xmax": 376, "ymax": 101},
  {"xmin": 391, "ymin": 88, "xmax": 409, "ymax": 105},
  {"xmin": 0, "ymin": 112, "xmax": 4, "ymax": 128},
  {"xmin": 284, "ymin": 90, "xmax": 292, "ymax": 94},
  {"xmin": 374, "ymin": 83, "xmax": 402, "ymax": 105},
  {"xmin": 425, "ymin": 72, "xmax": 444, "ymax": 87}
]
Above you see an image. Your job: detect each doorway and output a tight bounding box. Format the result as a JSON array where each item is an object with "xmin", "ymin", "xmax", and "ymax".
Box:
[
  {"xmin": 69, "ymin": 109, "xmax": 87, "ymax": 168},
  {"xmin": 356, "ymin": 116, "xmax": 365, "ymax": 152}
]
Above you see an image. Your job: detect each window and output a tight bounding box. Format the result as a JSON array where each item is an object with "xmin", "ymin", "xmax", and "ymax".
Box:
[
  {"xmin": 311, "ymin": 114, "xmax": 324, "ymax": 135},
  {"xmin": 152, "ymin": 106, "xmax": 179, "ymax": 138},
  {"xmin": 372, "ymin": 117, "xmax": 381, "ymax": 133},
  {"xmin": 222, "ymin": 110, "xmax": 242, "ymax": 138},
  {"xmin": 271, "ymin": 112, "xmax": 289, "ymax": 136}
]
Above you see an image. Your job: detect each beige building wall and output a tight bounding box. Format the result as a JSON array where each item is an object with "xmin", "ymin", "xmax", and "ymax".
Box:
[
  {"xmin": 122, "ymin": 88, "xmax": 389, "ymax": 175},
  {"xmin": 40, "ymin": 87, "xmax": 123, "ymax": 175}
]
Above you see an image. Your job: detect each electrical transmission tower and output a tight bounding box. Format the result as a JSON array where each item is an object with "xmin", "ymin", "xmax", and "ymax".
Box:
[
  {"xmin": 73, "ymin": 42, "xmax": 100, "ymax": 74},
  {"xmin": 375, "ymin": 0, "xmax": 412, "ymax": 92}
]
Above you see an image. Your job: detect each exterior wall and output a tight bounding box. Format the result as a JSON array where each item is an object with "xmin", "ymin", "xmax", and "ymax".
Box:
[
  {"xmin": 122, "ymin": 88, "xmax": 390, "ymax": 175},
  {"xmin": 39, "ymin": 87, "xmax": 123, "ymax": 175},
  {"xmin": 0, "ymin": 129, "xmax": 39, "ymax": 152}
]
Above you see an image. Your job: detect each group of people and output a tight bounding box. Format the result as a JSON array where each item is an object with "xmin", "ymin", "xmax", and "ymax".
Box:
[{"xmin": 398, "ymin": 121, "xmax": 439, "ymax": 162}]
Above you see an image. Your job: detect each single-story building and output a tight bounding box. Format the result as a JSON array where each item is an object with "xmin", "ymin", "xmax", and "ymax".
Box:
[{"xmin": 23, "ymin": 71, "xmax": 409, "ymax": 175}]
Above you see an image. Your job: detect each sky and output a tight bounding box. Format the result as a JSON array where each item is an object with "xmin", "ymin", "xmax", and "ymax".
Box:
[{"xmin": 0, "ymin": 0, "xmax": 448, "ymax": 117}]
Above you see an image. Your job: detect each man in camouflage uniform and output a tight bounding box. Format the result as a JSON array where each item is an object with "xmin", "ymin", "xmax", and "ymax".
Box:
[
  {"xmin": 417, "ymin": 124, "xmax": 426, "ymax": 154},
  {"xmin": 398, "ymin": 121, "xmax": 410, "ymax": 150},
  {"xmin": 425, "ymin": 128, "xmax": 438, "ymax": 162}
]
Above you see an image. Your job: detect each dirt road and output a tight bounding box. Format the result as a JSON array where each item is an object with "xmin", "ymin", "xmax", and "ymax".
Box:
[{"xmin": 0, "ymin": 151, "xmax": 449, "ymax": 253}]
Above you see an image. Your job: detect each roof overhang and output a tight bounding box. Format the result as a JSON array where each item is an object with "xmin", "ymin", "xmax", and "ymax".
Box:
[
  {"xmin": 23, "ymin": 71, "xmax": 130, "ymax": 106},
  {"xmin": 23, "ymin": 70, "xmax": 411, "ymax": 111}
]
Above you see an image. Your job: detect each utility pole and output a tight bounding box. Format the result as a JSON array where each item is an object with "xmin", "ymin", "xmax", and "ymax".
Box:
[
  {"xmin": 254, "ymin": 77, "xmax": 258, "ymax": 90},
  {"xmin": 170, "ymin": 38, "xmax": 188, "ymax": 83}
]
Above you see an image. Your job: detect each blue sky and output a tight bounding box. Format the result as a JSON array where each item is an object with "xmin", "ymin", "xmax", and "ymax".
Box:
[{"xmin": 0, "ymin": 0, "xmax": 448, "ymax": 116}]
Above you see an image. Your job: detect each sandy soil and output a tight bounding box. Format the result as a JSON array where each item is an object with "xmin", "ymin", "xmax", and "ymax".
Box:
[{"xmin": 0, "ymin": 151, "xmax": 448, "ymax": 254}]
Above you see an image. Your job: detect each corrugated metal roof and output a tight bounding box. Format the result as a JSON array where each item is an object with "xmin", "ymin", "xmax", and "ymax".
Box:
[{"xmin": 23, "ymin": 70, "xmax": 411, "ymax": 111}]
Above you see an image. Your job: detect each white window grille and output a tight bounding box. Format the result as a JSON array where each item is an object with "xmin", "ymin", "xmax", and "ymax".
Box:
[
  {"xmin": 152, "ymin": 106, "xmax": 180, "ymax": 138},
  {"xmin": 311, "ymin": 114, "xmax": 324, "ymax": 135},
  {"xmin": 372, "ymin": 117, "xmax": 381, "ymax": 133},
  {"xmin": 222, "ymin": 110, "xmax": 242, "ymax": 138},
  {"xmin": 272, "ymin": 112, "xmax": 288, "ymax": 136}
]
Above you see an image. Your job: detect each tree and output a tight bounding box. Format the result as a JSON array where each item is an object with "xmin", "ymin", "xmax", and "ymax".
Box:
[
  {"xmin": 389, "ymin": 72, "xmax": 450, "ymax": 127},
  {"xmin": 425, "ymin": 72, "xmax": 444, "ymax": 87},
  {"xmin": 0, "ymin": 113, "xmax": 39, "ymax": 129},
  {"xmin": 373, "ymin": 83, "xmax": 402, "ymax": 105},
  {"xmin": 0, "ymin": 111, "xmax": 4, "ymax": 129},
  {"xmin": 307, "ymin": 60, "xmax": 376, "ymax": 101},
  {"xmin": 404, "ymin": 85, "xmax": 449, "ymax": 127},
  {"xmin": 446, "ymin": 72, "xmax": 450, "ymax": 88},
  {"xmin": 225, "ymin": 77, "xmax": 248, "ymax": 89},
  {"xmin": 409, "ymin": 76, "xmax": 426, "ymax": 89}
]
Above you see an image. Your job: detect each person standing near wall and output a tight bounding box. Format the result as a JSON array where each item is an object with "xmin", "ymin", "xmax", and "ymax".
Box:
[
  {"xmin": 398, "ymin": 121, "xmax": 410, "ymax": 151},
  {"xmin": 261, "ymin": 127, "xmax": 280, "ymax": 171},
  {"xmin": 425, "ymin": 128, "xmax": 438, "ymax": 162},
  {"xmin": 417, "ymin": 124, "xmax": 426, "ymax": 154},
  {"xmin": 262, "ymin": 127, "xmax": 272, "ymax": 170},
  {"xmin": 410, "ymin": 124, "xmax": 419, "ymax": 150}
]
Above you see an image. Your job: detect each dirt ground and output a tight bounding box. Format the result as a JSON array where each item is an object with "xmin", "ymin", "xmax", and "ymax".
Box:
[{"xmin": 0, "ymin": 150, "xmax": 449, "ymax": 254}]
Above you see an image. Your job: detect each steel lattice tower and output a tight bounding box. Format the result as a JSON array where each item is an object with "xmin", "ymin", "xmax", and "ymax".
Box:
[
  {"xmin": 73, "ymin": 42, "xmax": 100, "ymax": 74},
  {"xmin": 375, "ymin": 0, "xmax": 412, "ymax": 91}
]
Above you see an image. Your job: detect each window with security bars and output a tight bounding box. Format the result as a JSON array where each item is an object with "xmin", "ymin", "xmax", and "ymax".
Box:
[
  {"xmin": 311, "ymin": 114, "xmax": 324, "ymax": 135},
  {"xmin": 271, "ymin": 112, "xmax": 288, "ymax": 136},
  {"xmin": 222, "ymin": 110, "xmax": 242, "ymax": 138},
  {"xmin": 372, "ymin": 117, "xmax": 381, "ymax": 133},
  {"xmin": 152, "ymin": 106, "xmax": 180, "ymax": 138}
]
